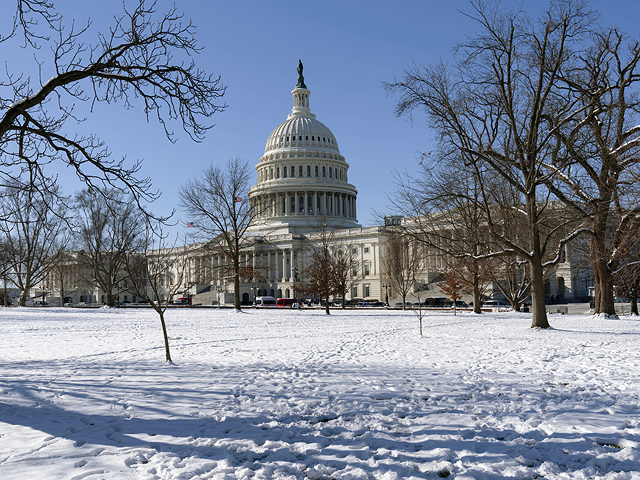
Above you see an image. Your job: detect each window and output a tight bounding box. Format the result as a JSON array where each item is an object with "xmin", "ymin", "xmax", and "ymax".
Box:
[
  {"xmin": 291, "ymin": 196, "xmax": 295, "ymax": 213},
  {"xmin": 307, "ymin": 196, "xmax": 312, "ymax": 213},
  {"xmin": 364, "ymin": 263, "xmax": 370, "ymax": 276},
  {"xmin": 351, "ymin": 265, "xmax": 357, "ymax": 276},
  {"xmin": 276, "ymin": 167, "xmax": 280, "ymax": 178},
  {"xmin": 364, "ymin": 284, "xmax": 370, "ymax": 297},
  {"xmin": 315, "ymin": 166, "xmax": 319, "ymax": 177},
  {"xmin": 269, "ymin": 168, "xmax": 273, "ymax": 179},
  {"xmin": 299, "ymin": 196, "xmax": 304, "ymax": 212},
  {"xmin": 329, "ymin": 167, "xmax": 332, "ymax": 178},
  {"xmin": 299, "ymin": 135, "xmax": 302, "ymax": 141},
  {"xmin": 283, "ymin": 167, "xmax": 287, "ymax": 178},
  {"xmin": 306, "ymin": 135, "xmax": 309, "ymax": 141},
  {"xmin": 351, "ymin": 285, "xmax": 358, "ymax": 298},
  {"xmin": 364, "ymin": 246, "xmax": 370, "ymax": 254},
  {"xmin": 307, "ymin": 165, "xmax": 311, "ymax": 176},
  {"xmin": 299, "ymin": 166, "xmax": 303, "ymax": 177},
  {"xmin": 352, "ymin": 248, "xmax": 357, "ymax": 255},
  {"xmin": 312, "ymin": 136, "xmax": 315, "ymax": 141},
  {"xmin": 323, "ymin": 166, "xmax": 326, "ymax": 177},
  {"xmin": 291, "ymin": 166, "xmax": 295, "ymax": 178}
]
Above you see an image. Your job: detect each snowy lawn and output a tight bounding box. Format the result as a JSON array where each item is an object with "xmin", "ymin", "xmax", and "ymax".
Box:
[{"xmin": 0, "ymin": 307, "xmax": 639, "ymax": 480}]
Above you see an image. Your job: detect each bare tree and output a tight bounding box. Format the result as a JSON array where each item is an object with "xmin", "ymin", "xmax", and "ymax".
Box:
[
  {"xmin": 74, "ymin": 188, "xmax": 144, "ymax": 306},
  {"xmin": 0, "ymin": 0, "xmax": 225, "ymax": 208},
  {"xmin": 385, "ymin": 0, "xmax": 593, "ymax": 328},
  {"xmin": 381, "ymin": 232, "xmax": 420, "ymax": 310},
  {"xmin": 0, "ymin": 182, "xmax": 68, "ymax": 305},
  {"xmin": 387, "ymin": 155, "xmax": 495, "ymax": 314},
  {"xmin": 178, "ymin": 157, "xmax": 254, "ymax": 310},
  {"xmin": 299, "ymin": 220, "xmax": 340, "ymax": 315},
  {"xmin": 331, "ymin": 241, "xmax": 361, "ymax": 309},
  {"xmin": 545, "ymin": 29, "xmax": 640, "ymax": 316},
  {"xmin": 123, "ymin": 226, "xmax": 189, "ymax": 362},
  {"xmin": 46, "ymin": 250, "xmax": 76, "ymax": 306}
]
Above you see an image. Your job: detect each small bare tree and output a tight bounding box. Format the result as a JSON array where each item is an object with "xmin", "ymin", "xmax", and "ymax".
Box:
[
  {"xmin": 123, "ymin": 227, "xmax": 189, "ymax": 362},
  {"xmin": 381, "ymin": 232, "xmax": 420, "ymax": 310},
  {"xmin": 331, "ymin": 242, "xmax": 361, "ymax": 309}
]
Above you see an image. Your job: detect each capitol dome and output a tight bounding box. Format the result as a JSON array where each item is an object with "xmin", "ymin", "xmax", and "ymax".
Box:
[{"xmin": 248, "ymin": 63, "xmax": 360, "ymax": 235}]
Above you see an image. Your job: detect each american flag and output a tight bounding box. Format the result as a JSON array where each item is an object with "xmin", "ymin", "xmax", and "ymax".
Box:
[
  {"xmin": 234, "ymin": 196, "xmax": 243, "ymax": 203},
  {"xmin": 187, "ymin": 222, "xmax": 194, "ymax": 227}
]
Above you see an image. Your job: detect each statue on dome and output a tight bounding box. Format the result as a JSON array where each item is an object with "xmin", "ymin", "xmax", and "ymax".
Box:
[{"xmin": 296, "ymin": 59, "xmax": 307, "ymax": 89}]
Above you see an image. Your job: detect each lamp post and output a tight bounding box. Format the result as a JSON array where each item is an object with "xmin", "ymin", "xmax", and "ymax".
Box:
[
  {"xmin": 382, "ymin": 283, "xmax": 390, "ymax": 306},
  {"xmin": 251, "ymin": 283, "xmax": 257, "ymax": 306},
  {"xmin": 215, "ymin": 285, "xmax": 222, "ymax": 308}
]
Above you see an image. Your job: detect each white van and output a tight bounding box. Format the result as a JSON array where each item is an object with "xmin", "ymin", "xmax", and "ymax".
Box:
[{"xmin": 254, "ymin": 296, "xmax": 277, "ymax": 307}]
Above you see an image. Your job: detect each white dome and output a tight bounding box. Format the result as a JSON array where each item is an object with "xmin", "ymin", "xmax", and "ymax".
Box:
[{"xmin": 265, "ymin": 116, "xmax": 340, "ymax": 155}]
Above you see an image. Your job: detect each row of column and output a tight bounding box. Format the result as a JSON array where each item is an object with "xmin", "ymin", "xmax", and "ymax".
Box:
[
  {"xmin": 190, "ymin": 249, "xmax": 300, "ymax": 286},
  {"xmin": 251, "ymin": 191, "xmax": 357, "ymax": 220}
]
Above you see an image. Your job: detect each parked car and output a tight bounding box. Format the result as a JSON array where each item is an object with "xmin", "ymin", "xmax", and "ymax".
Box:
[
  {"xmin": 482, "ymin": 300, "xmax": 507, "ymax": 307},
  {"xmin": 450, "ymin": 300, "xmax": 468, "ymax": 308}
]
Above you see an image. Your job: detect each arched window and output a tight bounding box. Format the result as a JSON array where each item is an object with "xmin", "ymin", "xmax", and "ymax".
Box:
[
  {"xmin": 329, "ymin": 167, "xmax": 333, "ymax": 178},
  {"xmin": 276, "ymin": 167, "xmax": 280, "ymax": 178},
  {"xmin": 291, "ymin": 166, "xmax": 295, "ymax": 178},
  {"xmin": 323, "ymin": 166, "xmax": 326, "ymax": 177},
  {"xmin": 307, "ymin": 165, "xmax": 311, "ymax": 176},
  {"xmin": 299, "ymin": 166, "xmax": 303, "ymax": 177},
  {"xmin": 283, "ymin": 167, "xmax": 287, "ymax": 178},
  {"xmin": 315, "ymin": 166, "xmax": 319, "ymax": 177}
]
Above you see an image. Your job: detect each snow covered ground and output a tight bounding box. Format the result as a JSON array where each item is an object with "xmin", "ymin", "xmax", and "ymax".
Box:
[{"xmin": 0, "ymin": 307, "xmax": 639, "ymax": 480}]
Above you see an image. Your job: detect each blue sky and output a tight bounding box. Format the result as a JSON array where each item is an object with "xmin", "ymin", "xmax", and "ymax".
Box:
[{"xmin": 5, "ymin": 0, "xmax": 640, "ymax": 235}]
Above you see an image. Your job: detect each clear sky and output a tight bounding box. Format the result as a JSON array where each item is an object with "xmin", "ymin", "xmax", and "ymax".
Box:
[{"xmin": 5, "ymin": 0, "xmax": 640, "ymax": 236}]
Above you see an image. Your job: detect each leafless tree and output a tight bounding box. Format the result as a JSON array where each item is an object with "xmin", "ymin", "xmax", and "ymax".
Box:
[
  {"xmin": 380, "ymin": 232, "xmax": 420, "ymax": 310},
  {"xmin": 385, "ymin": 0, "xmax": 594, "ymax": 327},
  {"xmin": 46, "ymin": 250, "xmax": 76, "ymax": 306},
  {"xmin": 299, "ymin": 220, "xmax": 340, "ymax": 315},
  {"xmin": 331, "ymin": 241, "xmax": 361, "ymax": 309},
  {"xmin": 178, "ymin": 157, "xmax": 255, "ymax": 310},
  {"xmin": 123, "ymin": 226, "xmax": 189, "ymax": 362},
  {"xmin": 387, "ymin": 155, "xmax": 496, "ymax": 314},
  {"xmin": 0, "ymin": 181, "xmax": 68, "ymax": 305},
  {"xmin": 440, "ymin": 268, "xmax": 466, "ymax": 315},
  {"xmin": 545, "ymin": 29, "xmax": 640, "ymax": 316},
  {"xmin": 74, "ymin": 188, "xmax": 144, "ymax": 306},
  {"xmin": 0, "ymin": 0, "xmax": 225, "ymax": 209}
]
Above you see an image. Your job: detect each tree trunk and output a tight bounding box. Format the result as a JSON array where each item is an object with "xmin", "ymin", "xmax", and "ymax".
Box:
[
  {"xmin": 325, "ymin": 296, "xmax": 330, "ymax": 315},
  {"xmin": 473, "ymin": 280, "xmax": 482, "ymax": 314},
  {"xmin": 233, "ymin": 252, "xmax": 241, "ymax": 310},
  {"xmin": 529, "ymin": 259, "xmax": 550, "ymax": 328},
  {"xmin": 106, "ymin": 292, "xmax": 116, "ymax": 307},
  {"xmin": 158, "ymin": 310, "xmax": 172, "ymax": 363},
  {"xmin": 591, "ymin": 240, "xmax": 616, "ymax": 316},
  {"xmin": 631, "ymin": 293, "xmax": 638, "ymax": 316}
]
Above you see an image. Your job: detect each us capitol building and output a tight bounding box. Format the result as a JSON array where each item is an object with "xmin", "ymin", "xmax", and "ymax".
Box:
[
  {"xmin": 35, "ymin": 64, "xmax": 590, "ymax": 307},
  {"xmin": 197, "ymin": 65, "xmax": 391, "ymax": 305}
]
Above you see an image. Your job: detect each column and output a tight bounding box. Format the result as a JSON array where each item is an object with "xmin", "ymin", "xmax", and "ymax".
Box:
[
  {"xmin": 290, "ymin": 248, "xmax": 295, "ymax": 281},
  {"xmin": 282, "ymin": 248, "xmax": 287, "ymax": 281},
  {"xmin": 294, "ymin": 193, "xmax": 299, "ymax": 216},
  {"xmin": 267, "ymin": 251, "xmax": 271, "ymax": 281}
]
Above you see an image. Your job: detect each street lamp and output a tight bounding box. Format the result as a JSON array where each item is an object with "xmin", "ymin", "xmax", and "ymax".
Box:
[
  {"xmin": 215, "ymin": 285, "xmax": 222, "ymax": 308},
  {"xmin": 382, "ymin": 283, "xmax": 390, "ymax": 306},
  {"xmin": 251, "ymin": 283, "xmax": 258, "ymax": 306}
]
